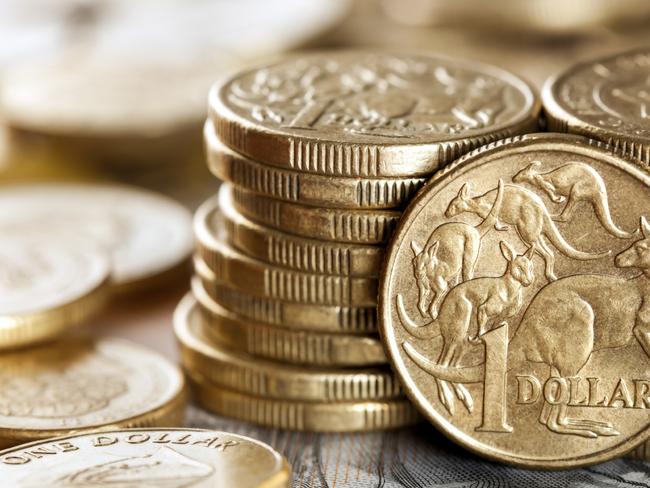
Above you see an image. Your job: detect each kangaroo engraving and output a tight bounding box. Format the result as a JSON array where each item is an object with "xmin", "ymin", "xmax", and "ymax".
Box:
[
  {"xmin": 512, "ymin": 161, "xmax": 634, "ymax": 238},
  {"xmin": 445, "ymin": 182, "xmax": 610, "ymax": 282},
  {"xmin": 399, "ymin": 241, "xmax": 535, "ymax": 415},
  {"xmin": 412, "ymin": 179, "xmax": 505, "ymax": 319}
]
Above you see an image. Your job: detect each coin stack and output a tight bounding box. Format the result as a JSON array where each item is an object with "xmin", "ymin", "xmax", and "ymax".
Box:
[{"xmin": 177, "ymin": 51, "xmax": 540, "ymax": 431}]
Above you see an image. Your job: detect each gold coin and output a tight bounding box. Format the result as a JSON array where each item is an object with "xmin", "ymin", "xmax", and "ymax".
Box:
[
  {"xmin": 0, "ymin": 237, "xmax": 110, "ymax": 350},
  {"xmin": 0, "ymin": 428, "xmax": 290, "ymax": 488},
  {"xmin": 191, "ymin": 284, "xmax": 387, "ymax": 366},
  {"xmin": 229, "ymin": 184, "xmax": 400, "ymax": 244},
  {"xmin": 194, "ymin": 256, "xmax": 378, "ymax": 334},
  {"xmin": 217, "ymin": 185, "xmax": 384, "ymax": 276},
  {"xmin": 190, "ymin": 374, "xmax": 420, "ymax": 432},
  {"xmin": 205, "ymin": 120, "xmax": 426, "ymax": 209},
  {"xmin": 195, "ymin": 205, "xmax": 378, "ymax": 306},
  {"xmin": 380, "ymin": 133, "xmax": 650, "ymax": 468},
  {"xmin": 176, "ymin": 294, "xmax": 401, "ymax": 401},
  {"xmin": 544, "ymin": 48, "xmax": 650, "ymax": 167},
  {"xmin": 0, "ymin": 337, "xmax": 186, "ymax": 447},
  {"xmin": 210, "ymin": 51, "xmax": 539, "ymax": 177}
]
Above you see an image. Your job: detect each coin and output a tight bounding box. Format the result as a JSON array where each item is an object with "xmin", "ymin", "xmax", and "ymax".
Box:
[
  {"xmin": 380, "ymin": 133, "xmax": 650, "ymax": 468},
  {"xmin": 544, "ymin": 48, "xmax": 650, "ymax": 166},
  {"xmin": 194, "ymin": 256, "xmax": 378, "ymax": 334},
  {"xmin": 195, "ymin": 203, "xmax": 377, "ymax": 306},
  {"xmin": 210, "ymin": 51, "xmax": 539, "ymax": 177},
  {"xmin": 0, "ymin": 428, "xmax": 290, "ymax": 488},
  {"xmin": 217, "ymin": 185, "xmax": 384, "ymax": 276},
  {"xmin": 176, "ymin": 295, "xmax": 401, "ymax": 401},
  {"xmin": 191, "ymin": 284, "xmax": 386, "ymax": 366},
  {"xmin": 229, "ymin": 184, "xmax": 401, "ymax": 244},
  {"xmin": 0, "ymin": 184, "xmax": 193, "ymax": 290},
  {"xmin": 205, "ymin": 120, "xmax": 426, "ymax": 209},
  {"xmin": 0, "ymin": 237, "xmax": 110, "ymax": 349},
  {"xmin": 0, "ymin": 337, "xmax": 186, "ymax": 447},
  {"xmin": 190, "ymin": 374, "xmax": 420, "ymax": 432},
  {"xmin": 628, "ymin": 440, "xmax": 650, "ymax": 461}
]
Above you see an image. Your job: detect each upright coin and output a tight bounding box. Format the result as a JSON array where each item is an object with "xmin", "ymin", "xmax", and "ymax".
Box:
[
  {"xmin": 380, "ymin": 133, "xmax": 650, "ymax": 468},
  {"xmin": 0, "ymin": 429, "xmax": 290, "ymax": 487},
  {"xmin": 0, "ymin": 237, "xmax": 109, "ymax": 349},
  {"xmin": 0, "ymin": 184, "xmax": 193, "ymax": 291},
  {"xmin": 0, "ymin": 338, "xmax": 186, "ymax": 447},
  {"xmin": 544, "ymin": 48, "xmax": 650, "ymax": 166},
  {"xmin": 210, "ymin": 51, "xmax": 540, "ymax": 177}
]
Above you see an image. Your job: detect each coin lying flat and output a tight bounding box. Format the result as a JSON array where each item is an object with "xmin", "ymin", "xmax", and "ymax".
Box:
[
  {"xmin": 218, "ymin": 186, "xmax": 384, "ymax": 276},
  {"xmin": 230, "ymin": 184, "xmax": 401, "ymax": 244},
  {"xmin": 195, "ymin": 256, "xmax": 378, "ymax": 334},
  {"xmin": 544, "ymin": 48, "xmax": 650, "ymax": 166},
  {"xmin": 0, "ymin": 184, "xmax": 193, "ymax": 290},
  {"xmin": 0, "ymin": 428, "xmax": 290, "ymax": 487},
  {"xmin": 210, "ymin": 51, "xmax": 539, "ymax": 177},
  {"xmin": 0, "ymin": 237, "xmax": 110, "ymax": 349},
  {"xmin": 176, "ymin": 295, "xmax": 401, "ymax": 402},
  {"xmin": 0, "ymin": 338, "xmax": 186, "ymax": 447},
  {"xmin": 380, "ymin": 133, "xmax": 650, "ymax": 468},
  {"xmin": 206, "ymin": 120, "xmax": 426, "ymax": 209},
  {"xmin": 191, "ymin": 284, "xmax": 386, "ymax": 366},
  {"xmin": 190, "ymin": 374, "xmax": 420, "ymax": 432}
]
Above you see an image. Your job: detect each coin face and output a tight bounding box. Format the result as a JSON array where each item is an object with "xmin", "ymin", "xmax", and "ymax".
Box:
[
  {"xmin": 0, "ymin": 338, "xmax": 185, "ymax": 446},
  {"xmin": 544, "ymin": 48, "xmax": 650, "ymax": 165},
  {"xmin": 0, "ymin": 428, "xmax": 290, "ymax": 487},
  {"xmin": 380, "ymin": 133, "xmax": 650, "ymax": 468},
  {"xmin": 210, "ymin": 51, "xmax": 540, "ymax": 176},
  {"xmin": 0, "ymin": 184, "xmax": 193, "ymax": 289}
]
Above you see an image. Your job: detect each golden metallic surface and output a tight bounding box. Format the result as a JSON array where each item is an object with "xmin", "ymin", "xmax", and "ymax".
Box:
[
  {"xmin": 205, "ymin": 120, "xmax": 425, "ymax": 209},
  {"xmin": 194, "ymin": 256, "xmax": 378, "ymax": 334},
  {"xmin": 218, "ymin": 186, "xmax": 384, "ymax": 277},
  {"xmin": 195, "ymin": 205, "xmax": 378, "ymax": 306},
  {"xmin": 190, "ymin": 374, "xmax": 420, "ymax": 432},
  {"xmin": 0, "ymin": 238, "xmax": 110, "ymax": 350},
  {"xmin": 0, "ymin": 338, "xmax": 186, "ymax": 448},
  {"xmin": 544, "ymin": 48, "xmax": 650, "ymax": 167},
  {"xmin": 229, "ymin": 184, "xmax": 401, "ymax": 244},
  {"xmin": 0, "ymin": 428, "xmax": 290, "ymax": 488},
  {"xmin": 175, "ymin": 295, "xmax": 401, "ymax": 402},
  {"xmin": 380, "ymin": 133, "xmax": 650, "ymax": 468},
  {"xmin": 209, "ymin": 51, "xmax": 539, "ymax": 177},
  {"xmin": 191, "ymin": 284, "xmax": 386, "ymax": 367}
]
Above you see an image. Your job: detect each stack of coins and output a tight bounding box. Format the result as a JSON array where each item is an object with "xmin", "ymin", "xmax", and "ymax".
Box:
[{"xmin": 177, "ymin": 51, "xmax": 540, "ymax": 432}]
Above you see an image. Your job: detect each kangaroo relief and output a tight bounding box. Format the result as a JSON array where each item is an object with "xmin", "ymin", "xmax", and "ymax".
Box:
[{"xmin": 513, "ymin": 160, "xmax": 634, "ymax": 238}]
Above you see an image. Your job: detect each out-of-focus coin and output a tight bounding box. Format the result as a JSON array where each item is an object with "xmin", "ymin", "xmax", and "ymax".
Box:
[
  {"xmin": 0, "ymin": 237, "xmax": 109, "ymax": 349},
  {"xmin": 176, "ymin": 295, "xmax": 401, "ymax": 401},
  {"xmin": 380, "ymin": 133, "xmax": 650, "ymax": 468},
  {"xmin": 217, "ymin": 186, "xmax": 384, "ymax": 276},
  {"xmin": 210, "ymin": 51, "xmax": 539, "ymax": 177},
  {"xmin": 0, "ymin": 338, "xmax": 186, "ymax": 448},
  {"xmin": 544, "ymin": 48, "xmax": 650, "ymax": 166},
  {"xmin": 230, "ymin": 184, "xmax": 400, "ymax": 244},
  {"xmin": 0, "ymin": 428, "xmax": 290, "ymax": 488},
  {"xmin": 194, "ymin": 256, "xmax": 378, "ymax": 334},
  {"xmin": 190, "ymin": 374, "xmax": 419, "ymax": 432},
  {"xmin": 205, "ymin": 120, "xmax": 426, "ymax": 209},
  {"xmin": 0, "ymin": 184, "xmax": 193, "ymax": 291},
  {"xmin": 191, "ymin": 285, "xmax": 386, "ymax": 367}
]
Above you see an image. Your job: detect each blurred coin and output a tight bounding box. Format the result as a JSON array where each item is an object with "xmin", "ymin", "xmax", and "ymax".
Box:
[
  {"xmin": 0, "ymin": 184, "xmax": 193, "ymax": 291},
  {"xmin": 230, "ymin": 184, "xmax": 400, "ymax": 244},
  {"xmin": 210, "ymin": 51, "xmax": 539, "ymax": 177},
  {"xmin": 176, "ymin": 295, "xmax": 401, "ymax": 402},
  {"xmin": 0, "ymin": 237, "xmax": 109, "ymax": 350},
  {"xmin": 0, "ymin": 338, "xmax": 186, "ymax": 448},
  {"xmin": 194, "ymin": 256, "xmax": 377, "ymax": 334},
  {"xmin": 544, "ymin": 48, "xmax": 650, "ymax": 167},
  {"xmin": 0, "ymin": 428, "xmax": 290, "ymax": 488}
]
